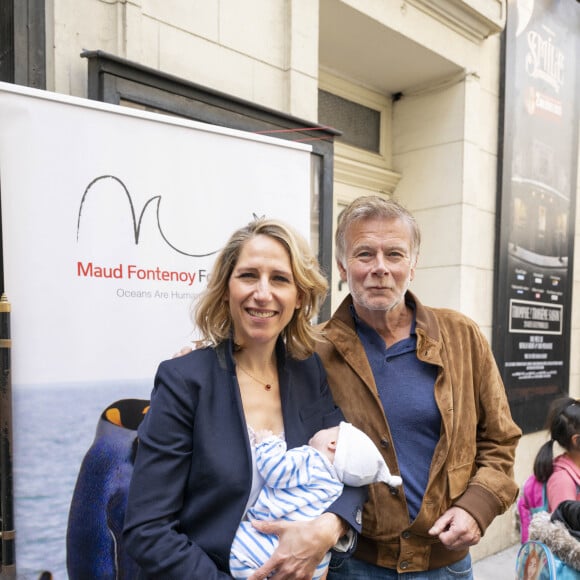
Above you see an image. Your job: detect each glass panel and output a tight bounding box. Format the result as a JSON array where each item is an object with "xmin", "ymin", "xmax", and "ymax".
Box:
[{"xmin": 318, "ymin": 89, "xmax": 380, "ymax": 153}]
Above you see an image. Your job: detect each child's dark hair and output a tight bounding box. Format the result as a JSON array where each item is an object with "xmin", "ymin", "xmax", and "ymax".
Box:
[{"xmin": 534, "ymin": 396, "xmax": 580, "ymax": 482}]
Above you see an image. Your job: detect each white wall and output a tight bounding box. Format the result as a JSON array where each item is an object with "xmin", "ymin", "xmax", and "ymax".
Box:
[
  {"xmin": 392, "ymin": 32, "xmax": 502, "ymax": 342},
  {"xmin": 48, "ymin": 0, "xmax": 319, "ymax": 120}
]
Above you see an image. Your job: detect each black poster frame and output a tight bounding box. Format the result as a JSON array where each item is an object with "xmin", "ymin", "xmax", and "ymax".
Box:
[{"xmin": 494, "ymin": 0, "xmax": 580, "ymax": 433}]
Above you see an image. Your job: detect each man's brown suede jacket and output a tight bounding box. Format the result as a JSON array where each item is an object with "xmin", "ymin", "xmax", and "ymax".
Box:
[{"xmin": 316, "ymin": 292, "xmax": 522, "ymax": 573}]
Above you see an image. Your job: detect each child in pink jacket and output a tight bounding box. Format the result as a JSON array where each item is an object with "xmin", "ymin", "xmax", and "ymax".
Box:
[{"xmin": 521, "ymin": 396, "xmax": 580, "ymax": 542}]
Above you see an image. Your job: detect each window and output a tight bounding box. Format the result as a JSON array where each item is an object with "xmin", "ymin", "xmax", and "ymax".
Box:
[
  {"xmin": 318, "ymin": 90, "xmax": 381, "ymax": 153},
  {"xmin": 318, "ymin": 71, "xmax": 399, "ymax": 193}
]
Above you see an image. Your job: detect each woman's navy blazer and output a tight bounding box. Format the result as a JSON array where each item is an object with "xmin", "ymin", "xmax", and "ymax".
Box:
[{"xmin": 123, "ymin": 338, "xmax": 366, "ymax": 579}]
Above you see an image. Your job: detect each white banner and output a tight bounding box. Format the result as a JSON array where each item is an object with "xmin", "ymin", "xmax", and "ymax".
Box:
[{"xmin": 0, "ymin": 82, "xmax": 312, "ymax": 578}]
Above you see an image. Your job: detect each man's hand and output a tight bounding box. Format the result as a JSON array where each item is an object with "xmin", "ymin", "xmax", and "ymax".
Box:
[
  {"xmin": 428, "ymin": 506, "xmax": 481, "ymax": 550},
  {"xmin": 248, "ymin": 513, "xmax": 345, "ymax": 580},
  {"xmin": 172, "ymin": 345, "xmax": 195, "ymax": 358}
]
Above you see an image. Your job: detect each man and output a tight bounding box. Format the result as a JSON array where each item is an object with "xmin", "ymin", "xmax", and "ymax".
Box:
[{"xmin": 317, "ymin": 195, "xmax": 522, "ymax": 579}]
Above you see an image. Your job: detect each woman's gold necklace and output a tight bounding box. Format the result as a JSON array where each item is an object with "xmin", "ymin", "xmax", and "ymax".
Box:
[{"xmin": 236, "ymin": 363, "xmax": 274, "ymax": 391}]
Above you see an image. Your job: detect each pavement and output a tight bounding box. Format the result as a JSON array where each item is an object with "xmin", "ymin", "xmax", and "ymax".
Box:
[{"xmin": 472, "ymin": 543, "xmax": 520, "ymax": 579}]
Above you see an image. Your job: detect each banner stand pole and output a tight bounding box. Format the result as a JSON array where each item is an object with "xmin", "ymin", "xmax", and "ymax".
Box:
[{"xmin": 0, "ymin": 293, "xmax": 16, "ymax": 579}]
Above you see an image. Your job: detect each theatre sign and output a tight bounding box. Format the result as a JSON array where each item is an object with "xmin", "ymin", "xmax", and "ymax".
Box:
[{"xmin": 494, "ymin": 0, "xmax": 580, "ymax": 432}]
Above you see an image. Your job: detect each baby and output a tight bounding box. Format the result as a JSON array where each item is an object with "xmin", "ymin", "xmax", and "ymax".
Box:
[{"xmin": 229, "ymin": 421, "xmax": 402, "ymax": 579}]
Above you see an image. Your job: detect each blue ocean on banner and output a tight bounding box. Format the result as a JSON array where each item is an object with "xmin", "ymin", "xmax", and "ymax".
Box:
[{"xmin": 12, "ymin": 380, "xmax": 152, "ymax": 580}]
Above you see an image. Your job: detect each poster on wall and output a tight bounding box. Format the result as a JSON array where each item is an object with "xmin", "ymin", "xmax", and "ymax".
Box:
[
  {"xmin": 0, "ymin": 82, "xmax": 312, "ymax": 578},
  {"xmin": 493, "ymin": 0, "xmax": 580, "ymax": 432}
]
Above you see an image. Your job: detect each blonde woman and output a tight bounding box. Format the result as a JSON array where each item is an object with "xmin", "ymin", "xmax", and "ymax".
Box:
[{"xmin": 123, "ymin": 218, "xmax": 366, "ymax": 579}]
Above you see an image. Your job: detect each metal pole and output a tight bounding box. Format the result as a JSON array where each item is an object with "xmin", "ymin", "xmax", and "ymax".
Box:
[{"xmin": 0, "ymin": 293, "xmax": 16, "ymax": 579}]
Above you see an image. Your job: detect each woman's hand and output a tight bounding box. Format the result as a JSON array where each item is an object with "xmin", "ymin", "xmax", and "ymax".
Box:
[{"xmin": 248, "ymin": 513, "xmax": 345, "ymax": 580}]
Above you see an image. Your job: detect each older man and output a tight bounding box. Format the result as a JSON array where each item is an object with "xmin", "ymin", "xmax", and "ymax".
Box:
[{"xmin": 319, "ymin": 195, "xmax": 521, "ymax": 579}]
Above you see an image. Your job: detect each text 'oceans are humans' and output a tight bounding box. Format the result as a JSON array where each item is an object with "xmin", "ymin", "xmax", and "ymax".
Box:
[{"xmin": 77, "ymin": 262, "xmax": 207, "ymax": 286}]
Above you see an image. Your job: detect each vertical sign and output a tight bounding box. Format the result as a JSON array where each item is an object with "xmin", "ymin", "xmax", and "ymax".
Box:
[
  {"xmin": 0, "ymin": 82, "xmax": 312, "ymax": 577},
  {"xmin": 494, "ymin": 0, "xmax": 580, "ymax": 432}
]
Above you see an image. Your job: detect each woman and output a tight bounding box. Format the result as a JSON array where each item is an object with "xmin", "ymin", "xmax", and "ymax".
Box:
[{"xmin": 123, "ymin": 218, "xmax": 366, "ymax": 579}]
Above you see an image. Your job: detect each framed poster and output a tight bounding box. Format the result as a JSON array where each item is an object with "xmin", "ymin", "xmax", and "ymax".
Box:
[{"xmin": 494, "ymin": 0, "xmax": 580, "ymax": 432}]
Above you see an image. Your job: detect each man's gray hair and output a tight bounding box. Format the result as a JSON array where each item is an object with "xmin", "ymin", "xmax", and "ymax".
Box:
[{"xmin": 335, "ymin": 195, "xmax": 421, "ymax": 265}]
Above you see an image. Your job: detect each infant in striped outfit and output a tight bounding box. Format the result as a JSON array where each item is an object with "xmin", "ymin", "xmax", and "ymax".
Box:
[{"xmin": 229, "ymin": 421, "xmax": 402, "ymax": 580}]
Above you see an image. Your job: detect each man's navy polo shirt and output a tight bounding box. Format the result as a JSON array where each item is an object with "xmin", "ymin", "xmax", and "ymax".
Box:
[{"xmin": 352, "ymin": 302, "xmax": 440, "ymax": 522}]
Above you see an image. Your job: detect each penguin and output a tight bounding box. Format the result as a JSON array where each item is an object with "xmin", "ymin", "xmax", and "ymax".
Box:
[{"xmin": 66, "ymin": 398, "xmax": 150, "ymax": 580}]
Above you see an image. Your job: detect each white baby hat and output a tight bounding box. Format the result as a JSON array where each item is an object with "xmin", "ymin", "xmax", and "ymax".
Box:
[{"xmin": 333, "ymin": 422, "xmax": 403, "ymax": 488}]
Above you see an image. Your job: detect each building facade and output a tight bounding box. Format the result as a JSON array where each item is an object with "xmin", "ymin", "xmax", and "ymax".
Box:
[{"xmin": 2, "ymin": 0, "xmax": 580, "ymax": 561}]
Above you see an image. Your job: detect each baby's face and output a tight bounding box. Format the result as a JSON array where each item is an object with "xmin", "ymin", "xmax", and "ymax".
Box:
[{"xmin": 308, "ymin": 426, "xmax": 340, "ymax": 461}]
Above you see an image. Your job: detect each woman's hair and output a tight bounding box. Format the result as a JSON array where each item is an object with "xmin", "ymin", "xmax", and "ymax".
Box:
[
  {"xmin": 533, "ymin": 396, "xmax": 580, "ymax": 482},
  {"xmin": 193, "ymin": 217, "xmax": 328, "ymax": 359},
  {"xmin": 334, "ymin": 195, "xmax": 421, "ymax": 266}
]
